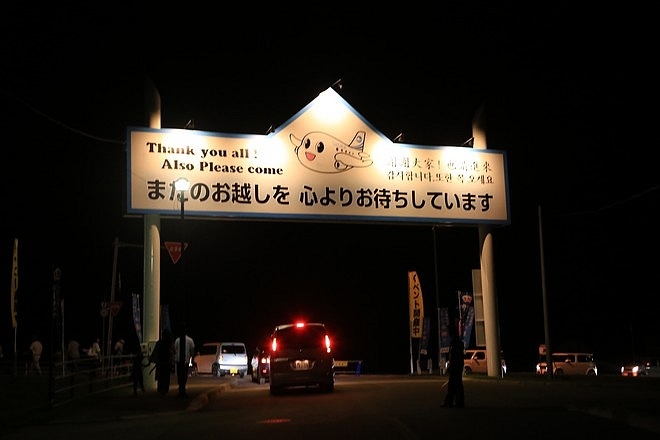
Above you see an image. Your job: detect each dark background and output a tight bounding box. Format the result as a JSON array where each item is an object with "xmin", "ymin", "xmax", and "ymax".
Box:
[{"xmin": 1, "ymin": 4, "xmax": 657, "ymax": 374}]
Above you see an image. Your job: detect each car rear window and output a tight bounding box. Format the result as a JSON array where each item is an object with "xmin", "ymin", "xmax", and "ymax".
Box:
[
  {"xmin": 200, "ymin": 345, "xmax": 218, "ymax": 356},
  {"xmin": 221, "ymin": 344, "xmax": 246, "ymax": 355},
  {"xmin": 274, "ymin": 325, "xmax": 326, "ymax": 349}
]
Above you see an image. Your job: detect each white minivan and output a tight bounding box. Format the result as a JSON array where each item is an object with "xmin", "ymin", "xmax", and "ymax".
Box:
[
  {"xmin": 194, "ymin": 342, "xmax": 248, "ymax": 377},
  {"xmin": 462, "ymin": 349, "xmax": 507, "ymax": 376},
  {"xmin": 536, "ymin": 352, "xmax": 598, "ymax": 376}
]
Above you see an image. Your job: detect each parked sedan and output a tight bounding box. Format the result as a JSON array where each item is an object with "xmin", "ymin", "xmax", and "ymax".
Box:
[
  {"xmin": 194, "ymin": 342, "xmax": 222, "ymax": 375},
  {"xmin": 250, "ymin": 347, "xmax": 270, "ymax": 384},
  {"xmin": 621, "ymin": 359, "xmax": 660, "ymax": 377}
]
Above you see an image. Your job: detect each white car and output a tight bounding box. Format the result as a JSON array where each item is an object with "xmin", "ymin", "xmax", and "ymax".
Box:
[
  {"xmin": 194, "ymin": 342, "xmax": 222, "ymax": 375},
  {"xmin": 446, "ymin": 349, "xmax": 507, "ymax": 376},
  {"xmin": 536, "ymin": 352, "xmax": 598, "ymax": 376},
  {"xmin": 194, "ymin": 342, "xmax": 248, "ymax": 377}
]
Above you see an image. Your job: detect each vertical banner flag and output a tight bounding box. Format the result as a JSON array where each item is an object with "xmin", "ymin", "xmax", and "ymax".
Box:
[
  {"xmin": 408, "ymin": 271, "xmax": 424, "ymax": 338},
  {"xmin": 10, "ymin": 238, "xmax": 18, "ymax": 328},
  {"xmin": 459, "ymin": 290, "xmax": 474, "ymax": 347},
  {"xmin": 132, "ymin": 293, "xmax": 142, "ymax": 344},
  {"xmin": 160, "ymin": 304, "xmax": 171, "ymax": 336},
  {"xmin": 439, "ymin": 307, "xmax": 450, "ymax": 354},
  {"xmin": 420, "ymin": 317, "xmax": 431, "ymax": 355}
]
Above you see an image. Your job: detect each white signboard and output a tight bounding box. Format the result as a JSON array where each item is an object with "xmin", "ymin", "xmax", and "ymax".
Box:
[{"xmin": 127, "ymin": 88, "xmax": 509, "ymax": 225}]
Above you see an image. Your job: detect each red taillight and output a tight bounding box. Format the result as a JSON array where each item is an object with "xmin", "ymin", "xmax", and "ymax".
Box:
[
  {"xmin": 324, "ymin": 334, "xmax": 331, "ymax": 353},
  {"xmin": 271, "ymin": 338, "xmax": 277, "ymax": 352},
  {"xmin": 295, "ymin": 322, "xmax": 305, "ymax": 328}
]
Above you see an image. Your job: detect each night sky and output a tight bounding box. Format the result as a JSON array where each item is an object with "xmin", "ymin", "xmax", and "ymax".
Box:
[{"xmin": 1, "ymin": 4, "xmax": 657, "ymax": 374}]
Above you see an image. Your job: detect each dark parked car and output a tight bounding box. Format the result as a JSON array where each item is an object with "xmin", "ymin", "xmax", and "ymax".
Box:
[
  {"xmin": 621, "ymin": 359, "xmax": 660, "ymax": 377},
  {"xmin": 268, "ymin": 322, "xmax": 335, "ymax": 394},
  {"xmin": 250, "ymin": 347, "xmax": 270, "ymax": 384}
]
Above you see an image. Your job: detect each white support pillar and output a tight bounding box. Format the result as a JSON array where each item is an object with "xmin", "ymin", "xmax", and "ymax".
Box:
[
  {"xmin": 142, "ymin": 77, "xmax": 161, "ymax": 390},
  {"xmin": 473, "ymin": 107, "xmax": 502, "ymax": 378}
]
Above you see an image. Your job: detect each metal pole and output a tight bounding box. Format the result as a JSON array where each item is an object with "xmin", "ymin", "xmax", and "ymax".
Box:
[
  {"xmin": 538, "ymin": 205, "xmax": 553, "ymax": 379},
  {"xmin": 107, "ymin": 237, "xmax": 119, "ymax": 360},
  {"xmin": 50, "ymin": 267, "xmax": 61, "ymax": 404},
  {"xmin": 61, "ymin": 301, "xmax": 65, "ymax": 376},
  {"xmin": 432, "ymin": 226, "xmax": 442, "ymax": 373},
  {"xmin": 178, "ymin": 190, "xmax": 187, "ymax": 396}
]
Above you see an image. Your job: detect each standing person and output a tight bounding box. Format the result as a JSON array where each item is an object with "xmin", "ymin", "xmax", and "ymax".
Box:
[
  {"xmin": 88, "ymin": 337, "xmax": 102, "ymax": 369},
  {"xmin": 89, "ymin": 337, "xmax": 101, "ymax": 358},
  {"xmin": 113, "ymin": 338, "xmax": 125, "ymax": 356},
  {"xmin": 150, "ymin": 329, "xmax": 173, "ymax": 395},
  {"xmin": 112, "ymin": 338, "xmax": 126, "ymax": 375},
  {"xmin": 132, "ymin": 348, "xmax": 146, "ymax": 396},
  {"xmin": 67, "ymin": 339, "xmax": 80, "ymax": 372},
  {"xmin": 28, "ymin": 335, "xmax": 43, "ymax": 376},
  {"xmin": 174, "ymin": 329, "xmax": 195, "ymax": 397},
  {"xmin": 442, "ymin": 322, "xmax": 465, "ymax": 408}
]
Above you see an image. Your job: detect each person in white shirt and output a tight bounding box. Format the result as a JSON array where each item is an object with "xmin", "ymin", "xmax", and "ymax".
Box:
[
  {"xmin": 174, "ymin": 332, "xmax": 195, "ymax": 397},
  {"xmin": 89, "ymin": 338, "xmax": 102, "ymax": 359},
  {"xmin": 28, "ymin": 335, "xmax": 43, "ymax": 375}
]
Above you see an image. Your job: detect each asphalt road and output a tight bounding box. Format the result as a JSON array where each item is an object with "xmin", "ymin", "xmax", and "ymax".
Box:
[{"xmin": 2, "ymin": 371, "xmax": 660, "ymax": 439}]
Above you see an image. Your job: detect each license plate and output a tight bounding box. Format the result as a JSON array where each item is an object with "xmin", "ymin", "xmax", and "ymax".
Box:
[
  {"xmin": 230, "ymin": 368, "xmax": 238, "ymax": 374},
  {"xmin": 293, "ymin": 359, "xmax": 310, "ymax": 370}
]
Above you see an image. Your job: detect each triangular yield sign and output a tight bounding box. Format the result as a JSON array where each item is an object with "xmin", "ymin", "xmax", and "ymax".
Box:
[
  {"xmin": 165, "ymin": 241, "xmax": 188, "ymax": 264},
  {"xmin": 108, "ymin": 301, "xmax": 123, "ymax": 317}
]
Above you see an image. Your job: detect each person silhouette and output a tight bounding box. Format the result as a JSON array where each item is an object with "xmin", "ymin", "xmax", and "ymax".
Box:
[
  {"xmin": 132, "ymin": 348, "xmax": 146, "ymax": 396},
  {"xmin": 150, "ymin": 329, "xmax": 173, "ymax": 395},
  {"xmin": 28, "ymin": 335, "xmax": 43, "ymax": 376},
  {"xmin": 442, "ymin": 321, "xmax": 465, "ymax": 408},
  {"xmin": 174, "ymin": 329, "xmax": 195, "ymax": 397},
  {"xmin": 67, "ymin": 339, "xmax": 81, "ymax": 373}
]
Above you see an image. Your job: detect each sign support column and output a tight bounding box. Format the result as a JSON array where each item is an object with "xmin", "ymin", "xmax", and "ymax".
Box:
[
  {"xmin": 473, "ymin": 106, "xmax": 502, "ymax": 378},
  {"xmin": 142, "ymin": 77, "xmax": 161, "ymax": 391}
]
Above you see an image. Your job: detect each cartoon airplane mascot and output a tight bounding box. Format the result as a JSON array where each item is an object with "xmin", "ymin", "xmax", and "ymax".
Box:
[{"xmin": 291, "ymin": 130, "xmax": 372, "ymax": 174}]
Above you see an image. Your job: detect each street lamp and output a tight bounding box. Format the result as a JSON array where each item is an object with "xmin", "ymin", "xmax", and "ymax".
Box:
[{"xmin": 174, "ymin": 177, "xmax": 190, "ymax": 396}]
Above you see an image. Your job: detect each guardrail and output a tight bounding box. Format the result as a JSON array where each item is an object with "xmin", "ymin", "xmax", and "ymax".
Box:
[
  {"xmin": 334, "ymin": 359, "xmax": 362, "ymax": 375},
  {"xmin": 49, "ymin": 354, "xmax": 135, "ymax": 407}
]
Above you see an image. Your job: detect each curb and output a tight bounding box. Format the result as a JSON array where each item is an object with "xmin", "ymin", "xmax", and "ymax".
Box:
[
  {"xmin": 568, "ymin": 405, "xmax": 660, "ymax": 434},
  {"xmin": 186, "ymin": 383, "xmax": 231, "ymax": 412}
]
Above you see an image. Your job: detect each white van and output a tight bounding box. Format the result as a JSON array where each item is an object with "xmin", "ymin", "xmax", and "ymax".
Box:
[
  {"xmin": 461, "ymin": 349, "xmax": 507, "ymax": 376},
  {"xmin": 218, "ymin": 342, "xmax": 249, "ymax": 377},
  {"xmin": 194, "ymin": 341, "xmax": 248, "ymax": 377},
  {"xmin": 536, "ymin": 352, "xmax": 598, "ymax": 376}
]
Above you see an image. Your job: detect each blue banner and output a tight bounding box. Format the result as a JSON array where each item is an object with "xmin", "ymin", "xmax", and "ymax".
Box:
[
  {"xmin": 459, "ymin": 290, "xmax": 474, "ymax": 347},
  {"xmin": 462, "ymin": 306, "xmax": 475, "ymax": 348},
  {"xmin": 160, "ymin": 304, "xmax": 171, "ymax": 336},
  {"xmin": 132, "ymin": 293, "xmax": 142, "ymax": 344},
  {"xmin": 420, "ymin": 317, "xmax": 431, "ymax": 355},
  {"xmin": 440, "ymin": 307, "xmax": 450, "ymax": 354}
]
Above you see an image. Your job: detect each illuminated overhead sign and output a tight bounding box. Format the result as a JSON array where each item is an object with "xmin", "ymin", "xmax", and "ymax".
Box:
[{"xmin": 127, "ymin": 87, "xmax": 509, "ymax": 225}]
